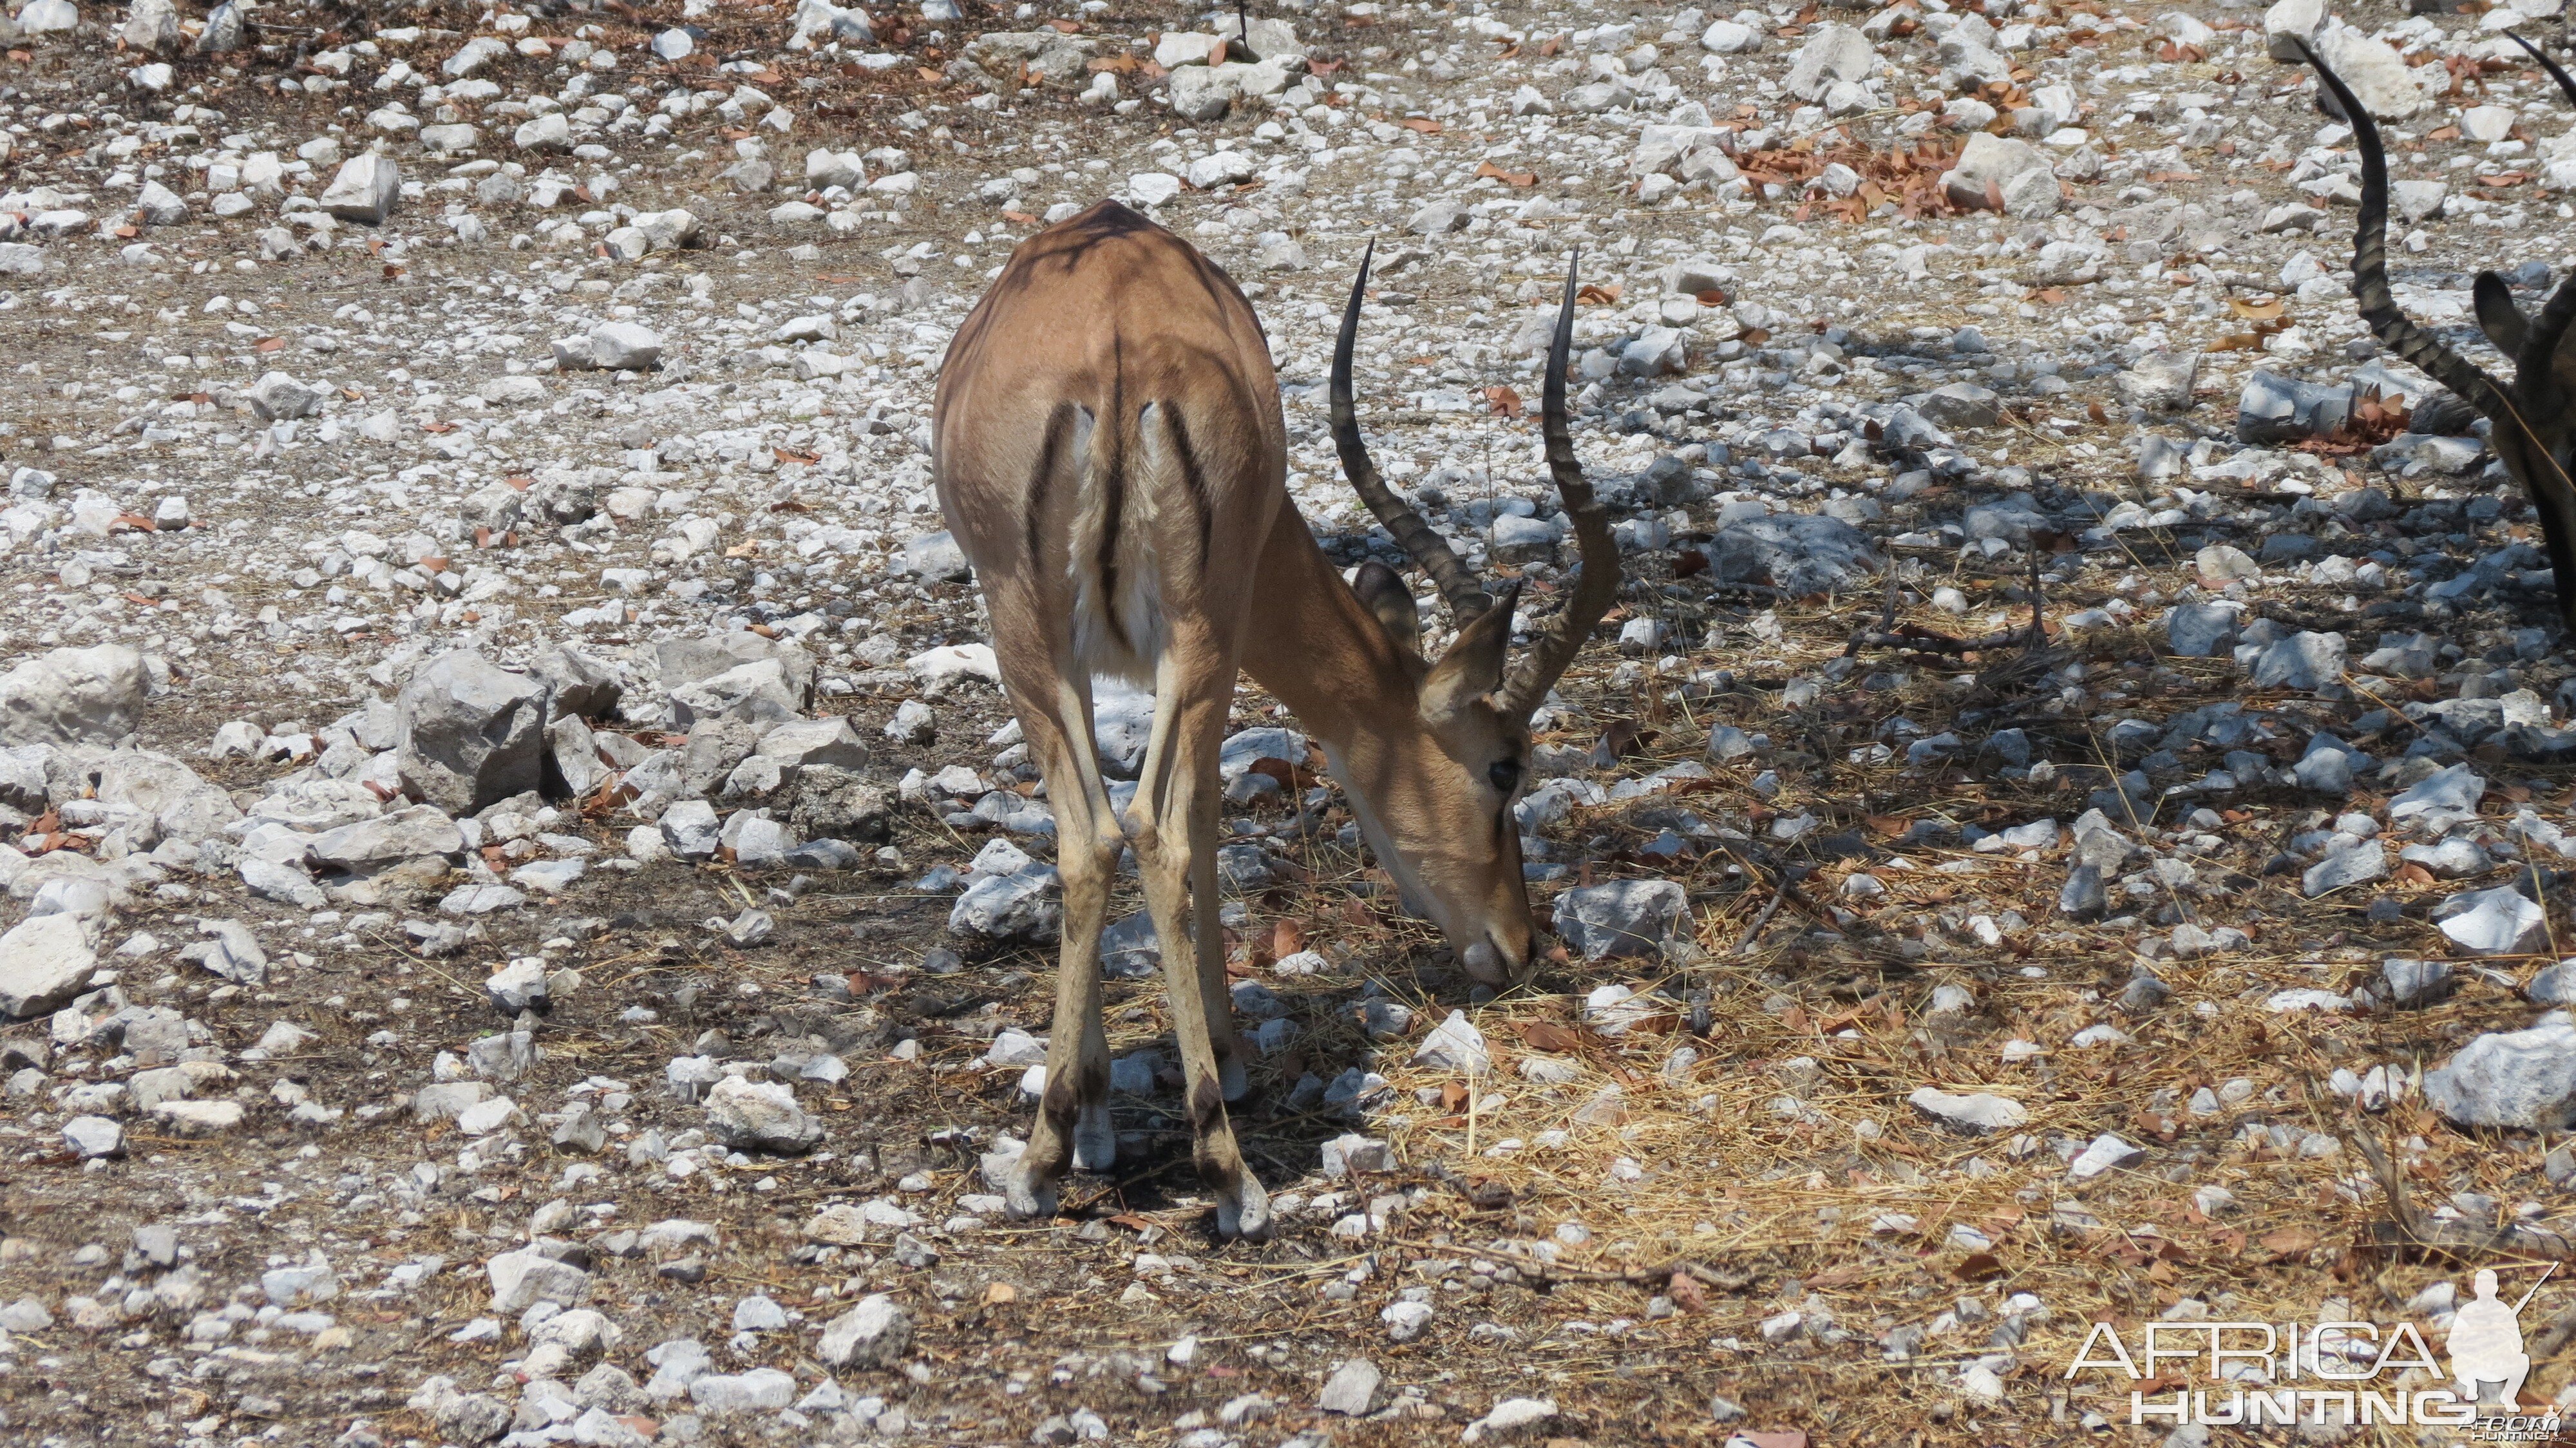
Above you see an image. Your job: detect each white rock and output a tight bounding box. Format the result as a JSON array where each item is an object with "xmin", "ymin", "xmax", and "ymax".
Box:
[
  {"xmin": 819, "ymin": 1293, "xmax": 912, "ymax": 1367},
  {"xmin": 397, "ymin": 651, "xmax": 547, "ymax": 814},
  {"xmin": 317, "ymin": 152, "xmax": 401, "ymax": 224},
  {"xmin": 2067, "ymin": 1132, "xmax": 2145, "ymax": 1181},
  {"xmin": 2438, "ymin": 886, "xmax": 2548, "ymax": 957},
  {"xmin": 0, "ymin": 913, "xmax": 95, "ymax": 1018},
  {"xmin": 64, "ymin": 1114, "xmax": 123, "ymax": 1158},
  {"xmin": 1785, "ymin": 23, "xmax": 1874, "ymax": 101},
  {"xmin": 2313, "ymin": 22, "xmax": 2428, "ymax": 120},
  {"xmin": 0, "ymin": 645, "xmax": 148, "ymax": 747},
  {"xmin": 1908, "ymin": 1087, "xmax": 2027, "ymax": 1134},
  {"xmin": 704, "ymin": 1076, "xmax": 822, "ymax": 1154},
  {"xmin": 2264, "ymin": 0, "xmax": 2327, "ymax": 60},
  {"xmin": 2425, "ymin": 1022, "xmax": 2576, "ymax": 1128},
  {"xmin": 487, "ymin": 1248, "xmax": 589, "ymax": 1313}
]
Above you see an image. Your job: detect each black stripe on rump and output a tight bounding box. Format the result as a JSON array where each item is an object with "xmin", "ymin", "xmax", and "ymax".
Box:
[
  {"xmin": 1163, "ymin": 405, "xmax": 1216, "ymax": 561},
  {"xmin": 1023, "ymin": 400, "xmax": 1077, "ymax": 567}
]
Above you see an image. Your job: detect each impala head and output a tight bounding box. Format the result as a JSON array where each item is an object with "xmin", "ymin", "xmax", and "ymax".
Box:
[
  {"xmin": 1327, "ymin": 243, "xmax": 1619, "ymax": 985},
  {"xmin": 2299, "ymin": 35, "xmax": 2576, "ymax": 633}
]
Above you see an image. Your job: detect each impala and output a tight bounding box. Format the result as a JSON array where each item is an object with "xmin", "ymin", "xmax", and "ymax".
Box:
[
  {"xmin": 2298, "ymin": 34, "xmax": 2576, "ymax": 631},
  {"xmin": 932, "ymin": 200, "xmax": 1617, "ymax": 1237}
]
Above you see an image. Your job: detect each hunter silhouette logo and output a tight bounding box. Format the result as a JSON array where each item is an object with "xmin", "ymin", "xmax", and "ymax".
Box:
[
  {"xmin": 2449, "ymin": 1266, "xmax": 2549, "ymax": 1415},
  {"xmin": 2063, "ymin": 1265, "xmax": 2561, "ymax": 1433}
]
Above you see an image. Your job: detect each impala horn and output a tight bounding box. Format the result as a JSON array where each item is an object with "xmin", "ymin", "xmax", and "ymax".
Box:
[
  {"xmin": 1332, "ymin": 239, "xmax": 1495, "ymax": 627},
  {"xmin": 2296, "ymin": 35, "xmax": 2576, "ymax": 634},
  {"xmin": 1497, "ymin": 253, "xmax": 1619, "ymax": 723}
]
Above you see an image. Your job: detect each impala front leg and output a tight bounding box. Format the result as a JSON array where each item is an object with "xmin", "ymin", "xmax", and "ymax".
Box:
[{"xmin": 1132, "ymin": 667, "xmax": 1271, "ymax": 1241}]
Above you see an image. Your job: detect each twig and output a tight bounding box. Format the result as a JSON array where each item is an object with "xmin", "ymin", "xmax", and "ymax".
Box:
[{"xmin": 1733, "ymin": 879, "xmax": 1792, "ymax": 957}]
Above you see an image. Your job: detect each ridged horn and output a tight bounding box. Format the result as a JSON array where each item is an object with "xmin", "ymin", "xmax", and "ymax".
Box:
[
  {"xmin": 1497, "ymin": 253, "xmax": 1620, "ymax": 723},
  {"xmin": 1331, "ymin": 240, "xmax": 1492, "ymax": 629},
  {"xmin": 2293, "ymin": 36, "xmax": 2510, "ymax": 417}
]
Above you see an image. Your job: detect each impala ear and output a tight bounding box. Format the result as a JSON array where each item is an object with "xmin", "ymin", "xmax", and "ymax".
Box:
[
  {"xmin": 2476, "ymin": 271, "xmax": 2532, "ymax": 359},
  {"xmin": 1419, "ymin": 586, "xmax": 1519, "ymax": 724},
  {"xmin": 1350, "ymin": 560, "xmax": 1422, "ymax": 656}
]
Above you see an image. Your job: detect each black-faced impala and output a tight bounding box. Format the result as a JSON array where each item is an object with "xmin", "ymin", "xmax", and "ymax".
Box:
[
  {"xmin": 932, "ymin": 200, "xmax": 1617, "ymax": 1237},
  {"xmin": 2298, "ymin": 33, "xmax": 2576, "ymax": 632}
]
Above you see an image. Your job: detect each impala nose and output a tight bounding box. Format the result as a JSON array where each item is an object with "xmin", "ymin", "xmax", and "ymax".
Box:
[{"xmin": 1463, "ymin": 924, "xmax": 1532, "ymax": 985}]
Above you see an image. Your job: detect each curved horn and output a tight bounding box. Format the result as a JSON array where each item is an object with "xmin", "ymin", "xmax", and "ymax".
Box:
[
  {"xmin": 1498, "ymin": 252, "xmax": 1620, "ymax": 723},
  {"xmin": 1331, "ymin": 240, "xmax": 1492, "ymax": 626},
  {"xmin": 2506, "ymin": 35, "xmax": 2576, "ymax": 372},
  {"xmin": 2293, "ymin": 36, "xmax": 2509, "ymax": 415},
  {"xmin": 2511, "ymin": 30, "xmax": 2576, "ymax": 110}
]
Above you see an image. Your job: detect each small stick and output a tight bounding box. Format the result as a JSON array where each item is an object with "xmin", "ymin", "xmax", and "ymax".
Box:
[{"xmin": 1734, "ymin": 879, "xmax": 1792, "ymax": 957}]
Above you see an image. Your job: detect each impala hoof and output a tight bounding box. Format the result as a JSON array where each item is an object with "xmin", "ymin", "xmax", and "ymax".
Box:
[
  {"xmin": 1215, "ymin": 1171, "xmax": 1273, "ymax": 1241},
  {"xmin": 1070, "ymin": 1101, "xmax": 1116, "ymax": 1173},
  {"xmin": 1002, "ymin": 1163, "xmax": 1059, "ymax": 1221}
]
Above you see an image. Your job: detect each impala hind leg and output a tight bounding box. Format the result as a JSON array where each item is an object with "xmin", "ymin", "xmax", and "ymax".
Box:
[
  {"xmin": 1130, "ymin": 656, "xmax": 1270, "ymax": 1241},
  {"xmin": 996, "ymin": 669, "xmax": 1124, "ymax": 1219}
]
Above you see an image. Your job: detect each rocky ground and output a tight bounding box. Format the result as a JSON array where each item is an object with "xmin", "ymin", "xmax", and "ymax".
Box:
[{"xmin": 8, "ymin": 0, "xmax": 2576, "ymax": 1443}]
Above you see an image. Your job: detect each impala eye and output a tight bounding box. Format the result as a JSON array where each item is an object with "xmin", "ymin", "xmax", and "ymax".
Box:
[{"xmin": 1488, "ymin": 759, "xmax": 1522, "ymax": 794}]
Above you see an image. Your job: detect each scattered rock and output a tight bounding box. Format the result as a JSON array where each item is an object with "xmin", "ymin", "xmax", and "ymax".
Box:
[
  {"xmin": 2426, "ymin": 1023, "xmax": 2576, "ymax": 1128},
  {"xmin": 1552, "ymin": 879, "xmax": 1687, "ymax": 960}
]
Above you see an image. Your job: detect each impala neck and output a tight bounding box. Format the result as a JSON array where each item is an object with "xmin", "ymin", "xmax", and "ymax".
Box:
[{"xmin": 1236, "ymin": 503, "xmax": 1419, "ymax": 754}]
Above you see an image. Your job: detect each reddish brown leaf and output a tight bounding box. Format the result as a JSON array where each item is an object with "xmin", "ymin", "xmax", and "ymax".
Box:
[
  {"xmin": 1001, "ymin": 209, "xmax": 1040, "ymax": 225},
  {"xmin": 1666, "ymin": 1273, "xmax": 1710, "ymax": 1313},
  {"xmin": 1401, "ymin": 116, "xmax": 1443, "ymax": 134},
  {"xmin": 1954, "ymin": 1252, "xmax": 2006, "ymax": 1281},
  {"xmin": 1520, "ymin": 1022, "xmax": 1584, "ymax": 1053},
  {"xmin": 1484, "ymin": 384, "xmax": 1524, "ymax": 418}
]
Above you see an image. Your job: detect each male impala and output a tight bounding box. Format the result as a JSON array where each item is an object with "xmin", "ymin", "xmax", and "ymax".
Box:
[
  {"xmin": 2297, "ymin": 33, "xmax": 2576, "ymax": 631},
  {"xmin": 933, "ymin": 200, "xmax": 1616, "ymax": 1237}
]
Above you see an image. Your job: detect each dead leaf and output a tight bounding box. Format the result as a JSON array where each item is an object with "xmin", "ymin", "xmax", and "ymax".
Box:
[
  {"xmin": 1475, "ymin": 161, "xmax": 1538, "ymax": 186},
  {"xmin": 773, "ymin": 448, "xmax": 820, "ymax": 464},
  {"xmin": 1520, "ymin": 1022, "xmax": 1584, "ymax": 1053},
  {"xmin": 1954, "ymin": 1252, "xmax": 2006, "ymax": 1281},
  {"xmin": 1401, "ymin": 117, "xmax": 1443, "ymax": 134},
  {"xmin": 1575, "ymin": 281, "xmax": 1623, "ymax": 305},
  {"xmin": 2260, "ymin": 1226, "xmax": 2320, "ymax": 1258},
  {"xmin": 2227, "ymin": 296, "xmax": 2286, "ymax": 321},
  {"xmin": 1485, "ymin": 384, "xmax": 1524, "ymax": 418},
  {"xmin": 983, "ymin": 1282, "xmax": 1019, "ymax": 1304},
  {"xmin": 1002, "ymin": 209, "xmax": 1040, "ymax": 225},
  {"xmin": 256, "ymin": 337, "xmax": 285, "ymax": 352}
]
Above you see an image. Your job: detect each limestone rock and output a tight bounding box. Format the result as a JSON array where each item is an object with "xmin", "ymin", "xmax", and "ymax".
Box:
[{"xmin": 0, "ymin": 645, "xmax": 149, "ymax": 747}]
